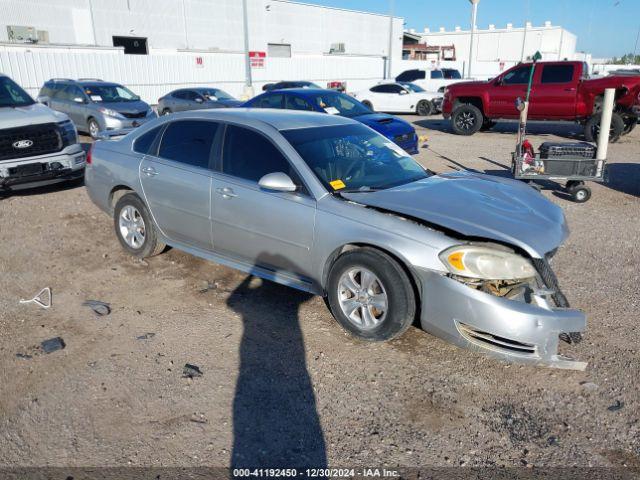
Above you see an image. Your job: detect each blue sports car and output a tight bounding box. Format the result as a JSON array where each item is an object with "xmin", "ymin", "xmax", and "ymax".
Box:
[{"xmin": 243, "ymin": 88, "xmax": 419, "ymax": 154}]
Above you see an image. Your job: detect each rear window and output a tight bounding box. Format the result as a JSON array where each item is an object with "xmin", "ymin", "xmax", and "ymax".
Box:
[
  {"xmin": 133, "ymin": 125, "xmax": 163, "ymax": 154},
  {"xmin": 541, "ymin": 65, "xmax": 575, "ymax": 84}
]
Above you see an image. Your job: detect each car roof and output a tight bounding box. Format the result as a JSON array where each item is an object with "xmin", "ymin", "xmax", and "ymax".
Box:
[
  {"xmin": 268, "ymin": 88, "xmax": 337, "ymax": 95},
  {"xmin": 165, "ymin": 107, "xmax": 355, "ymax": 130}
]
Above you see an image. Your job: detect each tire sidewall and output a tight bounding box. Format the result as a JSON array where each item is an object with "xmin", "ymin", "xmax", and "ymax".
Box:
[
  {"xmin": 417, "ymin": 100, "xmax": 433, "ymax": 116},
  {"xmin": 88, "ymin": 118, "xmax": 100, "ymax": 139},
  {"xmin": 113, "ymin": 193, "xmax": 159, "ymax": 258},
  {"xmin": 327, "ymin": 248, "xmax": 416, "ymax": 342},
  {"xmin": 451, "ymin": 104, "xmax": 483, "ymax": 135},
  {"xmin": 584, "ymin": 112, "xmax": 624, "ymax": 143}
]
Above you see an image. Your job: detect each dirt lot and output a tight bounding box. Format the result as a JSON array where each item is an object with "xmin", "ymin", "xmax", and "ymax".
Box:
[{"xmin": 1, "ymin": 117, "xmax": 639, "ymax": 470}]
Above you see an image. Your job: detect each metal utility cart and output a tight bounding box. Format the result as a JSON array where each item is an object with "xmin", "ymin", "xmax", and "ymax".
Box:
[{"xmin": 511, "ymin": 142, "xmax": 607, "ymax": 203}]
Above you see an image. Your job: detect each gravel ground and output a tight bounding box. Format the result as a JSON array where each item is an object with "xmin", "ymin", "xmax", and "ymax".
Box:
[{"xmin": 0, "ymin": 117, "xmax": 638, "ymax": 470}]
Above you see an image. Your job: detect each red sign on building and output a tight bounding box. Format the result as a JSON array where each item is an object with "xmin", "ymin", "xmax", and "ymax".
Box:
[{"xmin": 249, "ymin": 51, "xmax": 266, "ymax": 69}]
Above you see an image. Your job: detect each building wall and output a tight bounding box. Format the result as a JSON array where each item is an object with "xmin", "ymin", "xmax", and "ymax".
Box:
[{"xmin": 0, "ymin": 0, "xmax": 404, "ymax": 57}]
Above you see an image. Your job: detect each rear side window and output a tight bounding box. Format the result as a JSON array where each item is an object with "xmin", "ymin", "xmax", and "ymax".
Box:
[
  {"xmin": 158, "ymin": 120, "xmax": 219, "ymax": 168},
  {"xmin": 502, "ymin": 66, "xmax": 533, "ymax": 85},
  {"xmin": 541, "ymin": 65, "xmax": 575, "ymax": 84},
  {"xmin": 222, "ymin": 125, "xmax": 293, "ymax": 182},
  {"xmin": 255, "ymin": 94, "xmax": 284, "ymax": 108},
  {"xmin": 133, "ymin": 125, "xmax": 163, "ymax": 154},
  {"xmin": 285, "ymin": 95, "xmax": 314, "ymax": 111},
  {"xmin": 430, "ymin": 70, "xmax": 444, "ymax": 79},
  {"xmin": 39, "ymin": 82, "xmax": 55, "ymax": 98},
  {"xmin": 371, "ymin": 84, "xmax": 401, "ymax": 93}
]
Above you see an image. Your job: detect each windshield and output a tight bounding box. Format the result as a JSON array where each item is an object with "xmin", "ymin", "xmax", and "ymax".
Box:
[
  {"xmin": 430, "ymin": 70, "xmax": 444, "ymax": 79},
  {"xmin": 281, "ymin": 124, "xmax": 429, "ymax": 192},
  {"xmin": 401, "ymin": 82, "xmax": 425, "ymax": 93},
  {"xmin": 305, "ymin": 92, "xmax": 371, "ymax": 118},
  {"xmin": 443, "ymin": 69, "xmax": 462, "ymax": 79},
  {"xmin": 0, "ymin": 77, "xmax": 35, "ymax": 108},
  {"xmin": 198, "ymin": 89, "xmax": 234, "ymax": 100},
  {"xmin": 83, "ymin": 84, "xmax": 140, "ymax": 103}
]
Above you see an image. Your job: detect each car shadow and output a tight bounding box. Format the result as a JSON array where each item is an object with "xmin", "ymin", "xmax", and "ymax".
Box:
[
  {"xmin": 228, "ymin": 255, "xmax": 327, "ymax": 468},
  {"xmin": 414, "ymin": 118, "xmax": 585, "ymax": 141},
  {"xmin": 603, "ymin": 163, "xmax": 640, "ymax": 197}
]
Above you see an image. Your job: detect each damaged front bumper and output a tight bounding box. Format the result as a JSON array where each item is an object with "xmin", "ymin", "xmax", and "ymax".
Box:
[{"xmin": 416, "ymin": 268, "xmax": 587, "ymax": 370}]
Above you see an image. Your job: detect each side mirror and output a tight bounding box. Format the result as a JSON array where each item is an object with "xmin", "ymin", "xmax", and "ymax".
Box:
[
  {"xmin": 73, "ymin": 97, "xmax": 86, "ymax": 104},
  {"xmin": 37, "ymin": 96, "xmax": 50, "ymax": 105},
  {"xmin": 258, "ymin": 172, "xmax": 297, "ymax": 192},
  {"xmin": 195, "ymin": 97, "xmax": 204, "ymax": 103},
  {"xmin": 399, "ymin": 90, "xmax": 409, "ymax": 95}
]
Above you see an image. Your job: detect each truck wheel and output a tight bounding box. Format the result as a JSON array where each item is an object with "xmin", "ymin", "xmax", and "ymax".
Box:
[
  {"xmin": 416, "ymin": 100, "xmax": 434, "ymax": 116},
  {"xmin": 114, "ymin": 193, "xmax": 166, "ymax": 258},
  {"xmin": 326, "ymin": 248, "xmax": 416, "ymax": 342},
  {"xmin": 622, "ymin": 115, "xmax": 637, "ymax": 135},
  {"xmin": 584, "ymin": 112, "xmax": 624, "ymax": 144},
  {"xmin": 451, "ymin": 104, "xmax": 483, "ymax": 135}
]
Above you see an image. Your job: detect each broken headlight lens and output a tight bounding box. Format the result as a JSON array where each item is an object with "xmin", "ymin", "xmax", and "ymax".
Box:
[{"xmin": 439, "ymin": 245, "xmax": 536, "ymax": 280}]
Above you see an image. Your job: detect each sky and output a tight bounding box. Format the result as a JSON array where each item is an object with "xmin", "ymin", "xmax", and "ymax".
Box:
[{"xmin": 302, "ymin": 0, "xmax": 640, "ymax": 59}]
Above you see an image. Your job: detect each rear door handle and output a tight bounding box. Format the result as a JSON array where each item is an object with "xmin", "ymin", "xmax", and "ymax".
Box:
[
  {"xmin": 565, "ymin": 88, "xmax": 576, "ymax": 92},
  {"xmin": 216, "ymin": 187, "xmax": 237, "ymax": 198},
  {"xmin": 141, "ymin": 166, "xmax": 158, "ymax": 176}
]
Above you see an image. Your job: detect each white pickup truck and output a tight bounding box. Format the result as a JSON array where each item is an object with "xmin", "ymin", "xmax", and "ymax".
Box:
[
  {"xmin": 0, "ymin": 74, "xmax": 84, "ymax": 193},
  {"xmin": 395, "ymin": 68, "xmax": 464, "ymax": 93}
]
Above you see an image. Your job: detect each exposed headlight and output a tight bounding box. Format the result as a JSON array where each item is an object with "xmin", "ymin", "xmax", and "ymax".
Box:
[
  {"xmin": 439, "ymin": 245, "xmax": 536, "ymax": 280},
  {"xmin": 99, "ymin": 107, "xmax": 121, "ymax": 117},
  {"xmin": 57, "ymin": 120, "xmax": 77, "ymax": 146}
]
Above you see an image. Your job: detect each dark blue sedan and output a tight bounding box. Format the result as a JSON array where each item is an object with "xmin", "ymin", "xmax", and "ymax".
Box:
[{"xmin": 243, "ymin": 88, "xmax": 419, "ymax": 154}]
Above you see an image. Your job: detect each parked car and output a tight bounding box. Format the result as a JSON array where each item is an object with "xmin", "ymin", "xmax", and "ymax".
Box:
[
  {"xmin": 157, "ymin": 88, "xmax": 243, "ymax": 115},
  {"xmin": 85, "ymin": 109, "xmax": 586, "ymax": 369},
  {"xmin": 37, "ymin": 78, "xmax": 156, "ymax": 139},
  {"xmin": 262, "ymin": 81, "xmax": 321, "ymax": 91},
  {"xmin": 244, "ymin": 88, "xmax": 418, "ymax": 154},
  {"xmin": 0, "ymin": 74, "xmax": 84, "ymax": 192},
  {"xmin": 441, "ymin": 61, "xmax": 640, "ymax": 139},
  {"xmin": 352, "ymin": 82, "xmax": 442, "ymax": 116},
  {"xmin": 396, "ymin": 68, "xmax": 464, "ymax": 93}
]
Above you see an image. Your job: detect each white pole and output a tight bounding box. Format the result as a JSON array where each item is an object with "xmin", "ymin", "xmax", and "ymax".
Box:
[
  {"xmin": 88, "ymin": 0, "xmax": 97, "ymax": 45},
  {"xmin": 596, "ymin": 88, "xmax": 615, "ymax": 160},
  {"xmin": 241, "ymin": 0, "xmax": 254, "ymax": 99},
  {"xmin": 467, "ymin": 0, "xmax": 479, "ymax": 79},
  {"xmin": 520, "ymin": 22, "xmax": 528, "ymax": 62},
  {"xmin": 387, "ymin": 0, "xmax": 395, "ymax": 79}
]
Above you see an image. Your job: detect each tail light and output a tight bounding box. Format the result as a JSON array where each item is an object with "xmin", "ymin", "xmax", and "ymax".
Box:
[{"xmin": 86, "ymin": 143, "xmax": 93, "ymax": 164}]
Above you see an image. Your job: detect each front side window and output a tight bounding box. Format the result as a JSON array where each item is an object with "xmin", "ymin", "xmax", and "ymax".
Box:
[
  {"xmin": 158, "ymin": 120, "xmax": 218, "ymax": 168},
  {"xmin": 222, "ymin": 125, "xmax": 294, "ymax": 183},
  {"xmin": 255, "ymin": 94, "xmax": 284, "ymax": 109},
  {"xmin": 430, "ymin": 70, "xmax": 444, "ymax": 79},
  {"xmin": 541, "ymin": 65, "xmax": 575, "ymax": 84},
  {"xmin": 281, "ymin": 124, "xmax": 429, "ymax": 192},
  {"xmin": 197, "ymin": 89, "xmax": 234, "ymax": 101},
  {"xmin": 0, "ymin": 77, "xmax": 35, "ymax": 107},
  {"xmin": 285, "ymin": 95, "xmax": 314, "ymax": 111},
  {"xmin": 83, "ymin": 84, "xmax": 140, "ymax": 103},
  {"xmin": 443, "ymin": 69, "xmax": 462, "ymax": 79},
  {"xmin": 401, "ymin": 82, "xmax": 425, "ymax": 93},
  {"xmin": 502, "ymin": 66, "xmax": 533, "ymax": 85}
]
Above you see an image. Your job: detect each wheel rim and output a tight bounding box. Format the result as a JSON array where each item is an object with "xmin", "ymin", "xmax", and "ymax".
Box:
[
  {"xmin": 119, "ymin": 205, "xmax": 146, "ymax": 249},
  {"xmin": 592, "ymin": 121, "xmax": 616, "ymax": 140},
  {"xmin": 418, "ymin": 102, "xmax": 429, "ymax": 115},
  {"xmin": 337, "ymin": 267, "xmax": 388, "ymax": 330},
  {"xmin": 576, "ymin": 190, "xmax": 587, "ymax": 201},
  {"xmin": 455, "ymin": 111, "xmax": 476, "ymax": 130},
  {"xmin": 89, "ymin": 121, "xmax": 99, "ymax": 137}
]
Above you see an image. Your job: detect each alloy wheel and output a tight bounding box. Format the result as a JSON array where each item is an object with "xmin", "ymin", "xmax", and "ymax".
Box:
[
  {"xmin": 337, "ymin": 267, "xmax": 388, "ymax": 330},
  {"xmin": 118, "ymin": 205, "xmax": 146, "ymax": 249}
]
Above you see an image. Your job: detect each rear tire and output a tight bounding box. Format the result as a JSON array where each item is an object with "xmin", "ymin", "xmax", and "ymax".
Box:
[
  {"xmin": 113, "ymin": 193, "xmax": 165, "ymax": 258},
  {"xmin": 567, "ymin": 182, "xmax": 591, "ymax": 203},
  {"xmin": 451, "ymin": 104, "xmax": 484, "ymax": 135},
  {"xmin": 326, "ymin": 248, "xmax": 416, "ymax": 342},
  {"xmin": 584, "ymin": 112, "xmax": 624, "ymax": 144},
  {"xmin": 416, "ymin": 100, "xmax": 434, "ymax": 116},
  {"xmin": 161, "ymin": 108, "xmax": 172, "ymax": 116}
]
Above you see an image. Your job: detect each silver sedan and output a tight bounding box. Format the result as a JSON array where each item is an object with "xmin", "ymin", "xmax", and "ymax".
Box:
[{"xmin": 85, "ymin": 109, "xmax": 586, "ymax": 369}]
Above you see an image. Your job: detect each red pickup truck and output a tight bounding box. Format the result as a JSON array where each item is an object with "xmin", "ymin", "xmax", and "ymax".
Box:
[{"xmin": 442, "ymin": 61, "xmax": 640, "ymax": 141}]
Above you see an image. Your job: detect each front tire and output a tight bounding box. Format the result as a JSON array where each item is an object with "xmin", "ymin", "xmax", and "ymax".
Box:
[
  {"xmin": 326, "ymin": 248, "xmax": 416, "ymax": 342},
  {"xmin": 451, "ymin": 103, "xmax": 484, "ymax": 135},
  {"xmin": 161, "ymin": 108, "xmax": 172, "ymax": 116},
  {"xmin": 416, "ymin": 100, "xmax": 434, "ymax": 116},
  {"xmin": 88, "ymin": 118, "xmax": 100, "ymax": 139},
  {"xmin": 584, "ymin": 112, "xmax": 624, "ymax": 144},
  {"xmin": 113, "ymin": 193, "xmax": 165, "ymax": 258}
]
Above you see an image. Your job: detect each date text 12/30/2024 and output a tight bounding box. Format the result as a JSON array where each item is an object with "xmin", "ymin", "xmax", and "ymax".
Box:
[{"xmin": 233, "ymin": 468, "xmax": 400, "ymax": 478}]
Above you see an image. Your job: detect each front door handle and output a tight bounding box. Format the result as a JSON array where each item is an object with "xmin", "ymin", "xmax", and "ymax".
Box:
[
  {"xmin": 216, "ymin": 187, "xmax": 237, "ymax": 199},
  {"xmin": 565, "ymin": 87, "xmax": 576, "ymax": 92},
  {"xmin": 141, "ymin": 166, "xmax": 158, "ymax": 176}
]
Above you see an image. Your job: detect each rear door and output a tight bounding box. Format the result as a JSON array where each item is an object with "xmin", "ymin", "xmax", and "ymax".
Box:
[
  {"xmin": 487, "ymin": 65, "xmax": 533, "ymax": 118},
  {"xmin": 139, "ymin": 119, "xmax": 220, "ymax": 251},
  {"xmin": 528, "ymin": 63, "xmax": 578, "ymax": 119},
  {"xmin": 210, "ymin": 124, "xmax": 316, "ymax": 278}
]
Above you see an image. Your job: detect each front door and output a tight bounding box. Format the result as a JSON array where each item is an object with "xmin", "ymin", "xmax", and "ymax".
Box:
[
  {"xmin": 487, "ymin": 65, "xmax": 533, "ymax": 118},
  {"xmin": 210, "ymin": 124, "xmax": 316, "ymax": 279},
  {"xmin": 139, "ymin": 119, "xmax": 220, "ymax": 251}
]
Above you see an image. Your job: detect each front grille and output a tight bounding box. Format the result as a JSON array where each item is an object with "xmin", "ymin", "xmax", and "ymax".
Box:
[
  {"xmin": 458, "ymin": 323, "xmax": 536, "ymax": 355},
  {"xmin": 120, "ymin": 111, "xmax": 146, "ymax": 119},
  {"xmin": 532, "ymin": 257, "xmax": 569, "ymax": 308},
  {"xmin": 0, "ymin": 123, "xmax": 62, "ymax": 161}
]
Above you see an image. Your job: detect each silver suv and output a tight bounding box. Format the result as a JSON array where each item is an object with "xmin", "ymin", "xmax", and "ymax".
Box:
[
  {"xmin": 38, "ymin": 78, "xmax": 156, "ymax": 139},
  {"xmin": 0, "ymin": 74, "xmax": 84, "ymax": 192}
]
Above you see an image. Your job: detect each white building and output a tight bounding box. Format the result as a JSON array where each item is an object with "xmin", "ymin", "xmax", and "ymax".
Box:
[{"xmin": 0, "ymin": 0, "xmax": 404, "ymax": 101}]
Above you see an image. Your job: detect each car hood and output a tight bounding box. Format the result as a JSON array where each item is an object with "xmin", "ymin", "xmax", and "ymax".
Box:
[
  {"xmin": 447, "ymin": 80, "xmax": 489, "ymax": 90},
  {"xmin": 353, "ymin": 113, "xmax": 414, "ymax": 136},
  {"xmin": 0, "ymin": 103, "xmax": 69, "ymax": 129},
  {"xmin": 99, "ymin": 100, "xmax": 150, "ymax": 114},
  {"xmin": 208, "ymin": 99, "xmax": 243, "ymax": 107},
  {"xmin": 341, "ymin": 171, "xmax": 568, "ymax": 258}
]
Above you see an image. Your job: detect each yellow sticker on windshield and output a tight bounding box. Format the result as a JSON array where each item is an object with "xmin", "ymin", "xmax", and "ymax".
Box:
[{"xmin": 330, "ymin": 179, "xmax": 346, "ymax": 190}]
